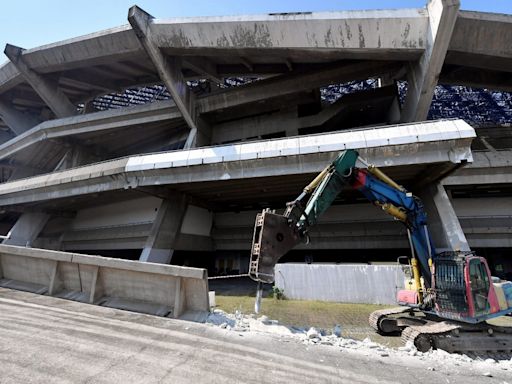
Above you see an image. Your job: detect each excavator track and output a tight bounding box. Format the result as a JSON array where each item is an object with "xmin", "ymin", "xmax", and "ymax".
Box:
[
  {"xmin": 402, "ymin": 321, "xmax": 512, "ymax": 354},
  {"xmin": 371, "ymin": 308, "xmax": 512, "ymax": 354},
  {"xmin": 401, "ymin": 321, "xmax": 460, "ymax": 352},
  {"xmin": 369, "ymin": 307, "xmax": 411, "ymax": 333}
]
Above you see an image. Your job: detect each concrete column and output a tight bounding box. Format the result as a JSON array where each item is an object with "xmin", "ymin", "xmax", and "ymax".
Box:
[
  {"xmin": 386, "ymin": 97, "xmax": 401, "ymax": 124},
  {"xmin": 419, "ymin": 182, "xmax": 470, "ymax": 253},
  {"xmin": 2, "ymin": 212, "xmax": 50, "ymax": 247},
  {"xmin": 4, "ymin": 44, "xmax": 77, "ymax": 118},
  {"xmin": 128, "ymin": 6, "xmax": 211, "ymax": 148},
  {"xmin": 139, "ymin": 193, "xmax": 188, "ymax": 264},
  {"xmin": 400, "ymin": 0, "xmax": 460, "ymax": 122},
  {"xmin": 0, "ymin": 99, "xmax": 40, "ymax": 135}
]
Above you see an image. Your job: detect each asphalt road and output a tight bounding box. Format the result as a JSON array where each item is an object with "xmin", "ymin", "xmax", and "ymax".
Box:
[{"xmin": 0, "ymin": 288, "xmax": 509, "ymax": 383}]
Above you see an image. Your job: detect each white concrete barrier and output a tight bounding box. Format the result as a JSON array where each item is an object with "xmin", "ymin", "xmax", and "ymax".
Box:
[
  {"xmin": 0, "ymin": 244, "xmax": 209, "ymax": 321},
  {"xmin": 275, "ymin": 263, "xmax": 407, "ymax": 305}
]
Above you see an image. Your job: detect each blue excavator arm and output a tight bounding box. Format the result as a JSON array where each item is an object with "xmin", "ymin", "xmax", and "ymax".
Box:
[{"xmin": 249, "ymin": 149, "xmax": 435, "ymax": 293}]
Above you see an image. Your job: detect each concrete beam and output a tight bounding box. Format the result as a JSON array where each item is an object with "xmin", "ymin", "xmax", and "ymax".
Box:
[
  {"xmin": 198, "ymin": 61, "xmax": 402, "ymax": 113},
  {"xmin": 211, "ymin": 85, "xmax": 397, "ymax": 143},
  {"xmin": 4, "ymin": 45, "xmax": 77, "ymax": 118},
  {"xmin": 0, "ymin": 99, "xmax": 40, "ymax": 135},
  {"xmin": 183, "ymin": 57, "xmax": 223, "ymax": 84},
  {"xmin": 2, "ymin": 212, "xmax": 50, "ymax": 247},
  {"xmin": 445, "ymin": 197, "xmax": 512, "ymax": 248},
  {"xmin": 0, "ymin": 119, "xmax": 475, "ymax": 207},
  {"xmin": 439, "ymin": 67, "xmax": 512, "ymax": 93},
  {"xmin": 419, "ymin": 182, "xmax": 470, "ymax": 252},
  {"xmin": 128, "ymin": 6, "xmax": 210, "ymax": 148},
  {"xmin": 148, "ymin": 9, "xmax": 427, "ymax": 57},
  {"xmin": 0, "ymin": 99, "xmax": 181, "ymax": 163},
  {"xmin": 443, "ymin": 150, "xmax": 512, "ymax": 186},
  {"xmin": 446, "ymin": 11, "xmax": 512, "ymax": 73},
  {"xmin": 212, "ymin": 96, "xmax": 344, "ymax": 143},
  {"xmin": 400, "ymin": 0, "xmax": 460, "ymax": 122},
  {"xmin": 140, "ymin": 193, "xmax": 188, "ymax": 264}
]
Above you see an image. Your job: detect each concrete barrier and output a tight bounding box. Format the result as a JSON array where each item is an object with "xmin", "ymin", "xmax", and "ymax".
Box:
[
  {"xmin": 275, "ymin": 263, "xmax": 407, "ymax": 305},
  {"xmin": 0, "ymin": 244, "xmax": 209, "ymax": 321}
]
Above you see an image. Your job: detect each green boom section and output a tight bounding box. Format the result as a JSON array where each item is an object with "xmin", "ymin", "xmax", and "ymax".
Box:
[{"xmin": 301, "ymin": 150, "xmax": 359, "ymax": 228}]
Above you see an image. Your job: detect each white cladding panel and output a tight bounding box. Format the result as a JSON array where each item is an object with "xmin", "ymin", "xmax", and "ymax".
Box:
[{"xmin": 125, "ymin": 120, "xmax": 476, "ymax": 172}]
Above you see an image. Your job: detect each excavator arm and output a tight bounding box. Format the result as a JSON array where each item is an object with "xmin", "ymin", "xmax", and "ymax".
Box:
[{"xmin": 249, "ymin": 149, "xmax": 435, "ymax": 294}]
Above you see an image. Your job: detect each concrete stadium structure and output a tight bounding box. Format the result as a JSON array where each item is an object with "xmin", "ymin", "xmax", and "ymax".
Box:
[{"xmin": 0, "ymin": 0, "xmax": 510, "ymax": 281}]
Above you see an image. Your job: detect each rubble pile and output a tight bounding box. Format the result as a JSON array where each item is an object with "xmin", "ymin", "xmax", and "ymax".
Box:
[{"xmin": 206, "ymin": 309, "xmax": 512, "ymax": 376}]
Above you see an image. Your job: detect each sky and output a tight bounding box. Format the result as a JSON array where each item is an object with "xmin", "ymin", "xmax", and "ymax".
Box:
[{"xmin": 0, "ymin": 0, "xmax": 511, "ymax": 61}]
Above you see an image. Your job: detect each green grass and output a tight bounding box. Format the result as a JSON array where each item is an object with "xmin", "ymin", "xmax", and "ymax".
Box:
[{"xmin": 217, "ymin": 295, "xmax": 389, "ymax": 330}]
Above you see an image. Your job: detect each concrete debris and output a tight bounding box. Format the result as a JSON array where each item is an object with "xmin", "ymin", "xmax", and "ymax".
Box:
[
  {"xmin": 205, "ymin": 309, "xmax": 512, "ymax": 376},
  {"xmin": 307, "ymin": 327, "xmax": 321, "ymax": 339}
]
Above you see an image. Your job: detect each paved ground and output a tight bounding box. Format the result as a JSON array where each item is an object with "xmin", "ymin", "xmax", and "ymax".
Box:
[{"xmin": 0, "ymin": 288, "xmax": 510, "ymax": 383}]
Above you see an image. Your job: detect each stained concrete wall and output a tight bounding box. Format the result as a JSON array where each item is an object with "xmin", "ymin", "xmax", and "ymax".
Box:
[
  {"xmin": 72, "ymin": 196, "xmax": 161, "ymax": 230},
  {"xmin": 275, "ymin": 263, "xmax": 407, "ymax": 305}
]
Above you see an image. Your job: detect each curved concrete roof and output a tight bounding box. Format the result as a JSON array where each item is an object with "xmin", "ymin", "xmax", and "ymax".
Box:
[{"xmin": 0, "ymin": 7, "xmax": 510, "ymax": 117}]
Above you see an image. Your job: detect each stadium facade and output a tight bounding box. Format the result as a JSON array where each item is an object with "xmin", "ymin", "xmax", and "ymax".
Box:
[{"xmin": 0, "ymin": 1, "xmax": 510, "ymax": 278}]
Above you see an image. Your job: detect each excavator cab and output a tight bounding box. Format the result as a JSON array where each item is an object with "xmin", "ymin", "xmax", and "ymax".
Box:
[
  {"xmin": 466, "ymin": 256, "xmax": 500, "ymax": 318},
  {"xmin": 432, "ymin": 253, "xmax": 500, "ymax": 321}
]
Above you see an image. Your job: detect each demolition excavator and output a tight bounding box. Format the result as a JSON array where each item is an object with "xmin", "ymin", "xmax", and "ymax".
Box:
[{"xmin": 248, "ymin": 149, "xmax": 512, "ymax": 353}]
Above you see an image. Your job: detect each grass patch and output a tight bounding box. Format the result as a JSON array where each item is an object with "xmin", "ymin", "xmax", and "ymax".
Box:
[
  {"xmin": 216, "ymin": 295, "xmax": 404, "ymax": 347},
  {"xmin": 216, "ymin": 295, "xmax": 391, "ymax": 330}
]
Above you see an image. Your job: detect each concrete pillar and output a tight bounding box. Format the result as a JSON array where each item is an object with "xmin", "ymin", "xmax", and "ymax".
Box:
[
  {"xmin": 386, "ymin": 97, "xmax": 401, "ymax": 124},
  {"xmin": 0, "ymin": 99, "xmax": 40, "ymax": 135},
  {"xmin": 139, "ymin": 193, "xmax": 188, "ymax": 264},
  {"xmin": 128, "ymin": 6, "xmax": 210, "ymax": 148},
  {"xmin": 419, "ymin": 182, "xmax": 470, "ymax": 253},
  {"xmin": 2, "ymin": 212, "xmax": 50, "ymax": 247},
  {"xmin": 400, "ymin": 0, "xmax": 460, "ymax": 122},
  {"xmin": 4, "ymin": 44, "xmax": 77, "ymax": 118}
]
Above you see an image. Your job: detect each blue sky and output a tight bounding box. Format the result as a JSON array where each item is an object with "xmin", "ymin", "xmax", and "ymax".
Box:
[{"xmin": 0, "ymin": 0, "xmax": 511, "ymax": 61}]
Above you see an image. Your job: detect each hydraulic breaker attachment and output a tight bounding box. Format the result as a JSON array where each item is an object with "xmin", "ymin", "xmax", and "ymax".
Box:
[{"xmin": 249, "ymin": 209, "xmax": 301, "ymax": 283}]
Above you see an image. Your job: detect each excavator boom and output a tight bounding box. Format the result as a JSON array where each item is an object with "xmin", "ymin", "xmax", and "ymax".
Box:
[{"xmin": 250, "ymin": 149, "xmax": 434, "ymax": 289}]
